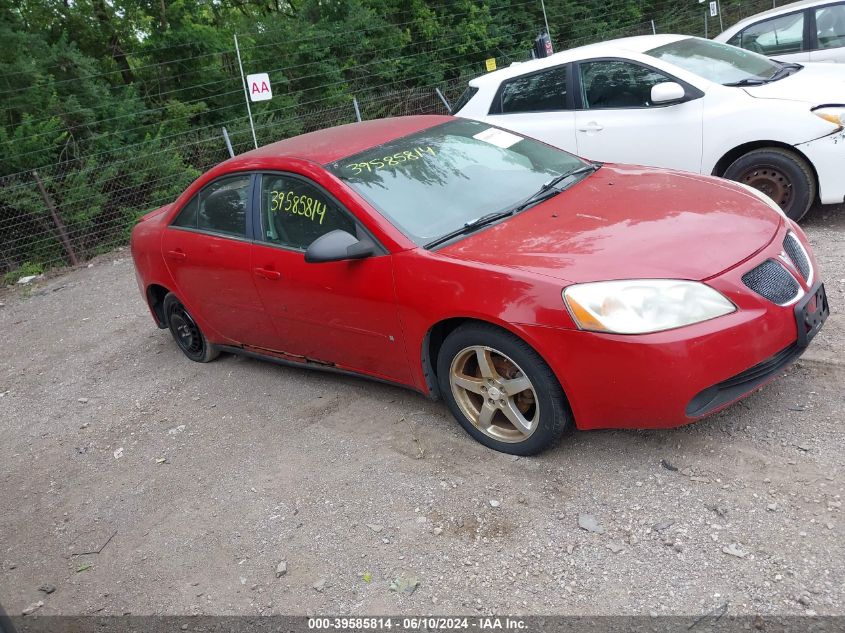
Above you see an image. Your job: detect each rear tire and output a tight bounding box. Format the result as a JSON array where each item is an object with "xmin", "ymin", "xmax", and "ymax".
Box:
[
  {"xmin": 163, "ymin": 292, "xmax": 219, "ymax": 363},
  {"xmin": 436, "ymin": 323, "xmax": 571, "ymax": 455},
  {"xmin": 723, "ymin": 148, "xmax": 816, "ymax": 222}
]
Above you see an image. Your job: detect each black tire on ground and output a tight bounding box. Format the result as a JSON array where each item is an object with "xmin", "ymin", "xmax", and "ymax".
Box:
[
  {"xmin": 162, "ymin": 292, "xmax": 219, "ymax": 363},
  {"xmin": 436, "ymin": 322, "xmax": 572, "ymax": 455},
  {"xmin": 723, "ymin": 147, "xmax": 816, "ymax": 222}
]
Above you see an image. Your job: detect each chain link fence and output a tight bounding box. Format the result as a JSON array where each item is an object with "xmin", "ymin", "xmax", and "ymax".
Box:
[
  {"xmin": 0, "ymin": 80, "xmax": 467, "ymax": 279},
  {"xmin": 0, "ymin": 1, "xmax": 790, "ymax": 279}
]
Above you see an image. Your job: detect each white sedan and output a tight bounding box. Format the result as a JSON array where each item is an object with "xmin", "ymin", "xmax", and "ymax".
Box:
[{"xmin": 454, "ymin": 34, "xmax": 845, "ymax": 220}]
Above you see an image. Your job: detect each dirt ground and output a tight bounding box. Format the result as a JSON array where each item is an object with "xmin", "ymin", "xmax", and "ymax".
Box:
[{"xmin": 0, "ymin": 207, "xmax": 843, "ymax": 619}]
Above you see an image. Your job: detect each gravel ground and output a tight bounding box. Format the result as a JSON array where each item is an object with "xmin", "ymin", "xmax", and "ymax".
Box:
[{"xmin": 0, "ymin": 208, "xmax": 843, "ymax": 618}]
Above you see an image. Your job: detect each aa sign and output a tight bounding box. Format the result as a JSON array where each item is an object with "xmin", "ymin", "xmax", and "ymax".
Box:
[{"xmin": 246, "ymin": 73, "xmax": 272, "ymax": 102}]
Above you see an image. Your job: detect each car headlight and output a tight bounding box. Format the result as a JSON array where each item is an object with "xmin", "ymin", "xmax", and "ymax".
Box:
[
  {"xmin": 812, "ymin": 106, "xmax": 845, "ymax": 130},
  {"xmin": 736, "ymin": 182, "xmax": 788, "ymax": 221},
  {"xmin": 563, "ymin": 280, "xmax": 736, "ymax": 334}
]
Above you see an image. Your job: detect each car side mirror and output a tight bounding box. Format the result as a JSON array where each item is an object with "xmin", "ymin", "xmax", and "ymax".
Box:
[
  {"xmin": 651, "ymin": 81, "xmax": 687, "ymax": 105},
  {"xmin": 304, "ymin": 230, "xmax": 376, "ymax": 263}
]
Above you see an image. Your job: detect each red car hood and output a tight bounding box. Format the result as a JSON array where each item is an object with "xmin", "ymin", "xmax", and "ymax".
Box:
[{"xmin": 439, "ymin": 164, "xmax": 781, "ymax": 283}]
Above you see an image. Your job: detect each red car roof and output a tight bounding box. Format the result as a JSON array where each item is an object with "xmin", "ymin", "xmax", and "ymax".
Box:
[{"xmin": 228, "ymin": 115, "xmax": 452, "ymax": 167}]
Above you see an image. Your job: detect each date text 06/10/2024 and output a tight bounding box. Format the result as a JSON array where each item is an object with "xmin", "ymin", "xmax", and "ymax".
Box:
[{"xmin": 307, "ymin": 617, "xmax": 527, "ymax": 630}]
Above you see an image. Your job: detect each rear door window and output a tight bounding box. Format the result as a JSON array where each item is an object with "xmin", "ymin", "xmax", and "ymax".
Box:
[{"xmin": 496, "ymin": 66, "xmax": 568, "ymax": 114}]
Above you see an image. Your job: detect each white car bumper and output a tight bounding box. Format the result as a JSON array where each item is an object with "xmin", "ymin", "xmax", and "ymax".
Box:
[{"xmin": 796, "ymin": 130, "xmax": 845, "ymax": 205}]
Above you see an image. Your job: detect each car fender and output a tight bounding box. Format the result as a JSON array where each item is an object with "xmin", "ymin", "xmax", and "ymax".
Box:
[
  {"xmin": 393, "ymin": 249, "xmax": 578, "ymax": 398},
  {"xmin": 700, "ymin": 88, "xmax": 833, "ymax": 175}
]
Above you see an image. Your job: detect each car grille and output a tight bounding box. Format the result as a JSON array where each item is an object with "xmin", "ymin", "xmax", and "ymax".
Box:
[
  {"xmin": 741, "ymin": 260, "xmax": 800, "ymax": 305},
  {"xmin": 783, "ymin": 232, "xmax": 811, "ymax": 281}
]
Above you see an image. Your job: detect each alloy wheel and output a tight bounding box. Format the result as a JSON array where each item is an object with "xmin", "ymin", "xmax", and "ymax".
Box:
[{"xmin": 449, "ymin": 345, "xmax": 539, "ymax": 443}]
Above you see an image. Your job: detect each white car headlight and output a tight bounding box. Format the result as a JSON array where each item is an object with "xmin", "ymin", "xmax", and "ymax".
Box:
[
  {"xmin": 563, "ymin": 280, "xmax": 736, "ymax": 334},
  {"xmin": 813, "ymin": 107, "xmax": 845, "ymax": 130},
  {"xmin": 736, "ymin": 182, "xmax": 788, "ymax": 221}
]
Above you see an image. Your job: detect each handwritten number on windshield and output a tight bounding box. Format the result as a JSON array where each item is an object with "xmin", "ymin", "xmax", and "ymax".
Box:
[{"xmin": 345, "ymin": 146, "xmax": 436, "ymax": 175}]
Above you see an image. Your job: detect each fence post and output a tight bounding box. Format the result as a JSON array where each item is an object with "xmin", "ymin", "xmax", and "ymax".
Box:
[
  {"xmin": 221, "ymin": 127, "xmax": 235, "ymax": 158},
  {"xmin": 234, "ymin": 34, "xmax": 258, "ymax": 150},
  {"xmin": 32, "ymin": 170, "xmax": 79, "ymax": 266},
  {"xmin": 435, "ymin": 88, "xmax": 452, "ymax": 113},
  {"xmin": 540, "ymin": 0, "xmax": 551, "ymax": 38},
  {"xmin": 352, "ymin": 97, "xmax": 362, "ymax": 123}
]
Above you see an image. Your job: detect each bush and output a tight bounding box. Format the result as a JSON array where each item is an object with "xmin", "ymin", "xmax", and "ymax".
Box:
[{"xmin": 3, "ymin": 261, "xmax": 44, "ymax": 285}]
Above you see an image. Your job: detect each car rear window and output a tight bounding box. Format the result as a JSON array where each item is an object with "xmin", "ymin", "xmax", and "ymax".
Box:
[{"xmin": 452, "ymin": 86, "xmax": 479, "ymax": 113}]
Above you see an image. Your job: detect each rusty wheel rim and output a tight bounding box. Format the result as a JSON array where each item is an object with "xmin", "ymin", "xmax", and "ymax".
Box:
[
  {"xmin": 449, "ymin": 345, "xmax": 539, "ymax": 443},
  {"xmin": 738, "ymin": 165, "xmax": 793, "ymax": 210}
]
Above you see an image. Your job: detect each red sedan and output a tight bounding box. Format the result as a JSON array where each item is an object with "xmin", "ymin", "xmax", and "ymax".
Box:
[{"xmin": 130, "ymin": 115, "xmax": 828, "ymax": 455}]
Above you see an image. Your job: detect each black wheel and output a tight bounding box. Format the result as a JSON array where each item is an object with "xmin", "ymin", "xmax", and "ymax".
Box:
[
  {"xmin": 436, "ymin": 323, "xmax": 572, "ymax": 455},
  {"xmin": 163, "ymin": 292, "xmax": 219, "ymax": 363},
  {"xmin": 723, "ymin": 148, "xmax": 816, "ymax": 222}
]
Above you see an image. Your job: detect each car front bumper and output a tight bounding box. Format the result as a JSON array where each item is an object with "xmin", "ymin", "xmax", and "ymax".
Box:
[
  {"xmin": 796, "ymin": 130, "xmax": 845, "ymax": 205},
  {"xmin": 518, "ymin": 224, "xmax": 827, "ymax": 430}
]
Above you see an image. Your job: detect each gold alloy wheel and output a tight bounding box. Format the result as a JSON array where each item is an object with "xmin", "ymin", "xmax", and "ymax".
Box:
[{"xmin": 449, "ymin": 345, "xmax": 539, "ymax": 443}]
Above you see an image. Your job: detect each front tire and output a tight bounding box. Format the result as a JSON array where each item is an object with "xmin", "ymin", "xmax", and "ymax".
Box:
[
  {"xmin": 436, "ymin": 323, "xmax": 571, "ymax": 455},
  {"xmin": 163, "ymin": 293, "xmax": 219, "ymax": 363},
  {"xmin": 723, "ymin": 148, "xmax": 816, "ymax": 222}
]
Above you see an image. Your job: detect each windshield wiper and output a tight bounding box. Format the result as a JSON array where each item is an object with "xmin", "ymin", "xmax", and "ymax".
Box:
[
  {"xmin": 768, "ymin": 62, "xmax": 802, "ymax": 81},
  {"xmin": 510, "ymin": 162, "xmax": 601, "ymax": 213},
  {"xmin": 724, "ymin": 62, "xmax": 803, "ymax": 87},
  {"xmin": 723, "ymin": 77, "xmax": 767, "ymax": 87},
  {"xmin": 424, "ymin": 210, "xmax": 516, "ymax": 249},
  {"xmin": 423, "ymin": 162, "xmax": 600, "ymax": 250}
]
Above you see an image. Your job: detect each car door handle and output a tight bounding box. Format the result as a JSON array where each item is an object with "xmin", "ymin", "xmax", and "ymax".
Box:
[
  {"xmin": 166, "ymin": 250, "xmax": 186, "ymax": 262},
  {"xmin": 578, "ymin": 123, "xmax": 604, "ymax": 132},
  {"xmin": 254, "ymin": 267, "xmax": 281, "ymax": 280}
]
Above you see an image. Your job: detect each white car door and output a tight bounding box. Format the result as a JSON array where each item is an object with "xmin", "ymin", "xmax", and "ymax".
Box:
[
  {"xmin": 572, "ymin": 59, "xmax": 704, "ymax": 173},
  {"xmin": 481, "ymin": 64, "xmax": 579, "ymax": 154},
  {"xmin": 811, "ymin": 2, "xmax": 845, "ymax": 62}
]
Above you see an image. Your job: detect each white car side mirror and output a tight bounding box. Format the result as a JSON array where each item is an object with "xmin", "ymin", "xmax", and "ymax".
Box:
[{"xmin": 651, "ymin": 82, "xmax": 686, "ymax": 104}]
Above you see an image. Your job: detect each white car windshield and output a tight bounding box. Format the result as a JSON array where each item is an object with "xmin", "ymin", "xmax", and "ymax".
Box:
[{"xmin": 646, "ymin": 37, "xmax": 785, "ymax": 85}]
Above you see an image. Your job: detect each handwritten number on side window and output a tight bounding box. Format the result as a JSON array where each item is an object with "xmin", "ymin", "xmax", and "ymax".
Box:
[{"xmin": 269, "ymin": 190, "xmax": 326, "ymax": 224}]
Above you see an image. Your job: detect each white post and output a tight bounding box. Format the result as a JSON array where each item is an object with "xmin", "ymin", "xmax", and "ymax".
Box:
[
  {"xmin": 717, "ymin": 0, "xmax": 724, "ymax": 32},
  {"xmin": 540, "ymin": 0, "xmax": 551, "ymax": 37},
  {"xmin": 234, "ymin": 34, "xmax": 258, "ymax": 150},
  {"xmin": 651, "ymin": 19, "xmax": 656, "ymax": 34},
  {"xmin": 221, "ymin": 127, "xmax": 234, "ymax": 158},
  {"xmin": 435, "ymin": 87, "xmax": 452, "ymax": 113}
]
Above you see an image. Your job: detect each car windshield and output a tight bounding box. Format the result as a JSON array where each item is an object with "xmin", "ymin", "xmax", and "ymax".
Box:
[
  {"xmin": 646, "ymin": 37, "xmax": 783, "ymax": 85},
  {"xmin": 328, "ymin": 119, "xmax": 587, "ymax": 246}
]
